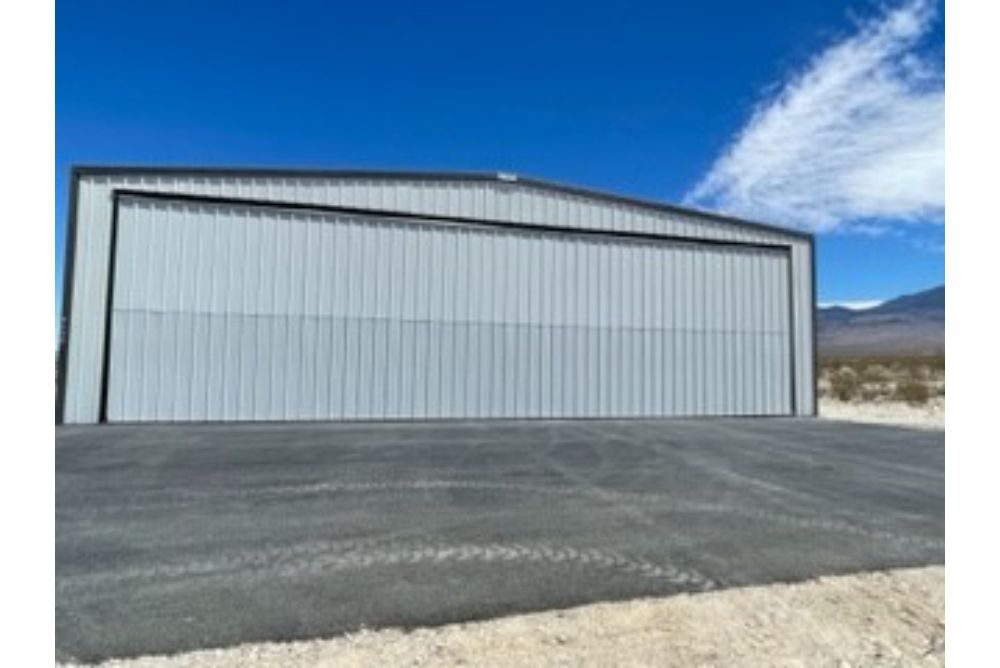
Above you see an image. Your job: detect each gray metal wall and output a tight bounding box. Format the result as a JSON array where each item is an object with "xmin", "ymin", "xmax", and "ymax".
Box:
[
  {"xmin": 61, "ymin": 169, "xmax": 815, "ymax": 423},
  {"xmin": 105, "ymin": 196, "xmax": 793, "ymax": 421}
]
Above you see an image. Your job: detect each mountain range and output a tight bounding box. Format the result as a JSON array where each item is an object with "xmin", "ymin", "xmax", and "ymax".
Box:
[{"xmin": 817, "ymin": 285, "xmax": 944, "ymax": 357}]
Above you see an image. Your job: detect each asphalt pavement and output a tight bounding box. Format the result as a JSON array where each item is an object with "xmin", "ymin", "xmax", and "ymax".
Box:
[{"xmin": 56, "ymin": 418, "xmax": 944, "ymax": 663}]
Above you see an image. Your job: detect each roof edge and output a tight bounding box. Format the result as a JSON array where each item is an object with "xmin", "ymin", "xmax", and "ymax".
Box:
[{"xmin": 71, "ymin": 164, "xmax": 813, "ymax": 241}]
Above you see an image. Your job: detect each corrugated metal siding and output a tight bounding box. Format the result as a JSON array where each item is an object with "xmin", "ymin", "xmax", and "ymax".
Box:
[
  {"xmin": 63, "ymin": 172, "xmax": 814, "ymax": 423},
  {"xmin": 104, "ymin": 197, "xmax": 792, "ymax": 421}
]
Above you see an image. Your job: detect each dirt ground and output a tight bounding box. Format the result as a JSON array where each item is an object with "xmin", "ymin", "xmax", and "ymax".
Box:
[
  {"xmin": 820, "ymin": 397, "xmax": 945, "ymax": 430},
  {"xmin": 63, "ymin": 566, "xmax": 943, "ymax": 668}
]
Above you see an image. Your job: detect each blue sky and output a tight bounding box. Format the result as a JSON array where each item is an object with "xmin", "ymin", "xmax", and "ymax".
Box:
[{"xmin": 56, "ymin": 0, "xmax": 944, "ymax": 311}]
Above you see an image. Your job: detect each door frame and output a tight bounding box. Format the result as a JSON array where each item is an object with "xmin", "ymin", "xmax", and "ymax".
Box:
[{"xmin": 99, "ymin": 189, "xmax": 798, "ymax": 422}]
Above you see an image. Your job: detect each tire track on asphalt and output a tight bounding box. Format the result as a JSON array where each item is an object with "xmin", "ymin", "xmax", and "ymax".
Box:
[
  {"xmin": 57, "ymin": 537, "xmax": 717, "ymax": 594},
  {"xmin": 578, "ymin": 422, "xmax": 945, "ymax": 543},
  {"xmin": 63, "ymin": 478, "xmax": 942, "ymax": 550},
  {"xmin": 262, "ymin": 479, "xmax": 941, "ymax": 549},
  {"xmin": 528, "ymin": 437, "xmax": 664, "ymax": 530},
  {"xmin": 578, "ymin": 421, "xmax": 825, "ymax": 509}
]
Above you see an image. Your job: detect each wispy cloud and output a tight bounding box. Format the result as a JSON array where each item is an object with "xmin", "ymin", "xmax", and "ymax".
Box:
[
  {"xmin": 911, "ymin": 236, "xmax": 945, "ymax": 254},
  {"xmin": 685, "ymin": 0, "xmax": 943, "ymax": 233}
]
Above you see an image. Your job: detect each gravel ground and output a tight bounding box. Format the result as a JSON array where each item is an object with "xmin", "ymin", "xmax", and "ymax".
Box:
[
  {"xmin": 61, "ymin": 566, "xmax": 943, "ymax": 667},
  {"xmin": 819, "ymin": 398, "xmax": 945, "ymax": 430}
]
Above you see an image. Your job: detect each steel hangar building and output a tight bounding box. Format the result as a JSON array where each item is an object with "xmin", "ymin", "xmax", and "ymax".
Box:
[{"xmin": 57, "ymin": 166, "xmax": 816, "ymax": 424}]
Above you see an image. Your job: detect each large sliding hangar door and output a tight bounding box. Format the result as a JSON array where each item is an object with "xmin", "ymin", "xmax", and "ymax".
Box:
[{"xmin": 58, "ymin": 168, "xmax": 816, "ymax": 423}]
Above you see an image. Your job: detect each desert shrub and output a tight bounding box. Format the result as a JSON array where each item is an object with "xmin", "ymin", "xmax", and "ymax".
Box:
[
  {"xmin": 860, "ymin": 364, "xmax": 893, "ymax": 384},
  {"xmin": 925, "ymin": 355, "xmax": 946, "ymax": 372},
  {"xmin": 859, "ymin": 385, "xmax": 884, "ymax": 403},
  {"xmin": 819, "ymin": 355, "xmax": 944, "ymax": 405},
  {"xmin": 895, "ymin": 379, "xmax": 930, "ymax": 405},
  {"xmin": 829, "ymin": 367, "xmax": 861, "ymax": 402}
]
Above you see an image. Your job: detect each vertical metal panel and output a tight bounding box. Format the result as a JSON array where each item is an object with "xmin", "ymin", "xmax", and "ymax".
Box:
[
  {"xmin": 63, "ymin": 172, "xmax": 813, "ymax": 423},
  {"xmin": 101, "ymin": 197, "xmax": 794, "ymax": 422}
]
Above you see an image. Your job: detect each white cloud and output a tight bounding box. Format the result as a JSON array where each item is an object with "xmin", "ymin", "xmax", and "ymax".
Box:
[
  {"xmin": 819, "ymin": 300, "xmax": 884, "ymax": 310},
  {"xmin": 685, "ymin": 0, "xmax": 944, "ymax": 233}
]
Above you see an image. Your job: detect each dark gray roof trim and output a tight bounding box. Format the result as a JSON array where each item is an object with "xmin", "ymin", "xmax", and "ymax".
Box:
[{"xmin": 72, "ymin": 164, "xmax": 814, "ymax": 241}]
